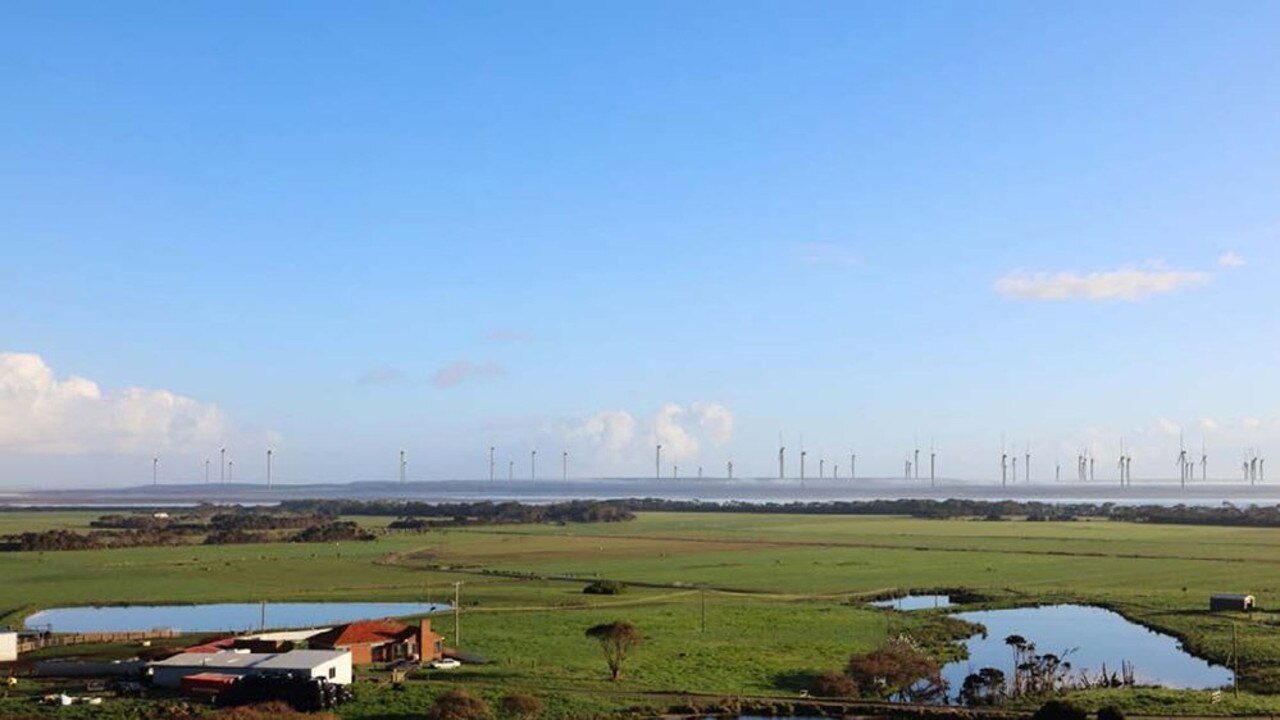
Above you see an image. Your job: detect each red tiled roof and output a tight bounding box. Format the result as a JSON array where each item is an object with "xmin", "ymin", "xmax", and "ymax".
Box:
[
  {"xmin": 310, "ymin": 619, "xmax": 416, "ymax": 648},
  {"xmin": 185, "ymin": 637, "xmax": 237, "ymax": 653}
]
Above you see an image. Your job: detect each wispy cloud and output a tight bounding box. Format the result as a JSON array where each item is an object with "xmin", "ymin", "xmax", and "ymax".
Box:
[
  {"xmin": 795, "ymin": 243, "xmax": 859, "ymax": 268},
  {"xmin": 431, "ymin": 360, "xmax": 504, "ymax": 388},
  {"xmin": 356, "ymin": 366, "xmax": 407, "ymax": 386},
  {"xmin": 994, "ymin": 264, "xmax": 1211, "ymax": 301},
  {"xmin": 1217, "ymin": 251, "xmax": 1246, "ymax": 268}
]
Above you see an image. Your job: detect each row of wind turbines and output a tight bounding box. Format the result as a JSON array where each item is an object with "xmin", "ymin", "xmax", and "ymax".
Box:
[{"xmin": 149, "ymin": 438, "xmax": 1268, "ymax": 488}]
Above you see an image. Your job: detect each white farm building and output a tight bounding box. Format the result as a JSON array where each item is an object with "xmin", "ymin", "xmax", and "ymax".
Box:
[{"xmin": 148, "ymin": 649, "xmax": 352, "ymax": 688}]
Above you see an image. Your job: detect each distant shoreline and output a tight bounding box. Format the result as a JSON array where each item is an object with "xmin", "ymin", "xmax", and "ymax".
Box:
[{"xmin": 6, "ymin": 477, "xmax": 1280, "ymax": 508}]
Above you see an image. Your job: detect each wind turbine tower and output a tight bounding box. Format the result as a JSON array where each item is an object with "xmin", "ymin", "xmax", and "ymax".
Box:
[
  {"xmin": 1025, "ymin": 443, "xmax": 1031, "ymax": 484},
  {"xmin": 913, "ymin": 438, "xmax": 920, "ymax": 480},
  {"xmin": 531, "ymin": 449, "xmax": 537, "ymax": 480},
  {"xmin": 266, "ymin": 448, "xmax": 273, "ymax": 488},
  {"xmin": 489, "ymin": 446, "xmax": 495, "ymax": 484},
  {"xmin": 726, "ymin": 460, "xmax": 733, "ymax": 479},
  {"xmin": 800, "ymin": 448, "xmax": 807, "ymax": 483},
  {"xmin": 778, "ymin": 444, "xmax": 786, "ymax": 480},
  {"xmin": 850, "ymin": 452, "xmax": 856, "ymax": 481},
  {"xmin": 205, "ymin": 458, "xmax": 210, "ymax": 484},
  {"xmin": 220, "ymin": 447, "xmax": 227, "ymax": 484},
  {"xmin": 152, "ymin": 456, "xmax": 158, "ymax": 486},
  {"xmin": 399, "ymin": 450, "xmax": 407, "ymax": 484},
  {"xmin": 656, "ymin": 444, "xmax": 663, "ymax": 480},
  {"xmin": 508, "ymin": 459, "xmax": 514, "ymax": 481},
  {"xmin": 1201, "ymin": 441, "xmax": 1207, "ymax": 482},
  {"xmin": 930, "ymin": 439, "xmax": 936, "ymax": 488},
  {"xmin": 562, "ymin": 451, "xmax": 568, "ymax": 481}
]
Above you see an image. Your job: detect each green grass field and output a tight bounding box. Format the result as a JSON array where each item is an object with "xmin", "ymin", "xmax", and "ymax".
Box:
[{"xmin": 5, "ymin": 511, "xmax": 1280, "ymax": 718}]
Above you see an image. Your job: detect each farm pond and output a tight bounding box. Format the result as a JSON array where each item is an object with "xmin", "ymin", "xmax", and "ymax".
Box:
[
  {"xmin": 25, "ymin": 601, "xmax": 449, "ymax": 633},
  {"xmin": 941, "ymin": 604, "xmax": 1233, "ymax": 691}
]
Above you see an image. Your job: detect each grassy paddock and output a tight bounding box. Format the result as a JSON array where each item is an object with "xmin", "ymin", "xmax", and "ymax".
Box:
[{"xmin": 6, "ymin": 510, "xmax": 1280, "ymax": 717}]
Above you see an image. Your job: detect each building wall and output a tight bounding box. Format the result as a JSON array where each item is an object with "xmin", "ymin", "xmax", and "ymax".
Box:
[
  {"xmin": 313, "ymin": 655, "xmax": 353, "ymax": 685},
  {"xmin": 0, "ymin": 632, "xmax": 17, "ymax": 663}
]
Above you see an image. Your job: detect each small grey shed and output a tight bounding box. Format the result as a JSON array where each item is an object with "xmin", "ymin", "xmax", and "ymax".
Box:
[{"xmin": 1210, "ymin": 594, "xmax": 1255, "ymax": 611}]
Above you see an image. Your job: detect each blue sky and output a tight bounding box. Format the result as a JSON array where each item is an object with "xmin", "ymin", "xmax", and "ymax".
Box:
[{"xmin": 3, "ymin": 1, "xmax": 1279, "ymax": 486}]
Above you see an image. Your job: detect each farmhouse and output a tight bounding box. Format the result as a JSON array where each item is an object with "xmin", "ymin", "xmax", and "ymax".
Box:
[
  {"xmin": 148, "ymin": 649, "xmax": 352, "ymax": 688},
  {"xmin": 309, "ymin": 618, "xmax": 443, "ymax": 665},
  {"xmin": 1210, "ymin": 594, "xmax": 1256, "ymax": 611}
]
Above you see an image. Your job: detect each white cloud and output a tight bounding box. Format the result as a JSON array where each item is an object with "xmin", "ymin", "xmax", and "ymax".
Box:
[
  {"xmin": 1217, "ymin": 251, "xmax": 1246, "ymax": 268},
  {"xmin": 562, "ymin": 401, "xmax": 736, "ymax": 472},
  {"xmin": 994, "ymin": 266, "xmax": 1211, "ymax": 301},
  {"xmin": 1242, "ymin": 417, "xmax": 1262, "ymax": 430},
  {"xmin": 569, "ymin": 410, "xmax": 637, "ymax": 453},
  {"xmin": 1156, "ymin": 418, "xmax": 1182, "ymax": 437},
  {"xmin": 1200, "ymin": 417, "xmax": 1219, "ymax": 431},
  {"xmin": 0, "ymin": 352, "xmax": 240, "ymax": 456}
]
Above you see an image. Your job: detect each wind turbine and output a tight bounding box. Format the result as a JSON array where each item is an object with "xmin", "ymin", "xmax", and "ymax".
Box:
[
  {"xmin": 818, "ymin": 456, "xmax": 824, "ymax": 480},
  {"xmin": 1177, "ymin": 435, "xmax": 1188, "ymax": 489},
  {"xmin": 399, "ymin": 450, "xmax": 407, "ymax": 484},
  {"xmin": 508, "ymin": 459, "xmax": 514, "ymax": 481},
  {"xmin": 266, "ymin": 448, "xmax": 273, "ymax": 488},
  {"xmin": 1000, "ymin": 434, "xmax": 1008, "ymax": 486},
  {"xmin": 726, "ymin": 460, "xmax": 733, "ymax": 479},
  {"xmin": 929, "ymin": 438, "xmax": 937, "ymax": 488},
  {"xmin": 1024, "ymin": 442, "xmax": 1031, "ymax": 484},
  {"xmin": 778, "ymin": 441, "xmax": 786, "ymax": 480},
  {"xmin": 152, "ymin": 455, "xmax": 159, "ymax": 486},
  {"xmin": 656, "ymin": 444, "xmax": 663, "ymax": 480},
  {"xmin": 800, "ymin": 447, "xmax": 807, "ymax": 484},
  {"xmin": 562, "ymin": 450, "xmax": 568, "ymax": 481},
  {"xmin": 204, "ymin": 458, "xmax": 210, "ymax": 484},
  {"xmin": 850, "ymin": 451, "xmax": 856, "ymax": 481},
  {"xmin": 227, "ymin": 459, "xmax": 234, "ymax": 482},
  {"xmin": 489, "ymin": 446, "xmax": 495, "ymax": 484},
  {"xmin": 1011, "ymin": 454, "xmax": 1018, "ymax": 483},
  {"xmin": 530, "ymin": 449, "xmax": 537, "ymax": 480},
  {"xmin": 913, "ymin": 435, "xmax": 920, "ymax": 480},
  {"xmin": 220, "ymin": 447, "xmax": 227, "ymax": 484},
  {"xmin": 1200, "ymin": 441, "xmax": 1208, "ymax": 482}
]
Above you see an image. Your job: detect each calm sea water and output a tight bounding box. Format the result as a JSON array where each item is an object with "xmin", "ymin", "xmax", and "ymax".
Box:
[{"xmin": 25, "ymin": 601, "xmax": 448, "ymax": 633}]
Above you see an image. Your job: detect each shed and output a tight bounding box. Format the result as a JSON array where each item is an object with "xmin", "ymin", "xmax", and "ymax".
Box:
[
  {"xmin": 148, "ymin": 649, "xmax": 352, "ymax": 688},
  {"xmin": 0, "ymin": 631, "xmax": 17, "ymax": 663},
  {"xmin": 1210, "ymin": 594, "xmax": 1256, "ymax": 611}
]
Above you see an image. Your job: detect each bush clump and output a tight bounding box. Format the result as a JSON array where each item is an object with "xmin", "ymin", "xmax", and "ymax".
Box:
[{"xmin": 583, "ymin": 579, "xmax": 625, "ymax": 595}]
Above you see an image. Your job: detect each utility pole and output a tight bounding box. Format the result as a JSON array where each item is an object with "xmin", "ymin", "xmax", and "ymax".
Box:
[{"xmin": 453, "ymin": 581, "xmax": 464, "ymax": 649}]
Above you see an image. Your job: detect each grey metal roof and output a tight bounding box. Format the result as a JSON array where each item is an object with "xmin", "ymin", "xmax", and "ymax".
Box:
[{"xmin": 150, "ymin": 650, "xmax": 348, "ymax": 671}]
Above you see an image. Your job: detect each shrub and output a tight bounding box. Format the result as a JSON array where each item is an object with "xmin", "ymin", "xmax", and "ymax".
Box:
[
  {"xmin": 1096, "ymin": 706, "xmax": 1125, "ymax": 720},
  {"xmin": 499, "ymin": 692, "xmax": 543, "ymax": 719},
  {"xmin": 426, "ymin": 689, "xmax": 492, "ymax": 720},
  {"xmin": 1031, "ymin": 699, "xmax": 1087, "ymax": 720},
  {"xmin": 811, "ymin": 670, "xmax": 857, "ymax": 697},
  {"xmin": 583, "ymin": 579, "xmax": 625, "ymax": 595}
]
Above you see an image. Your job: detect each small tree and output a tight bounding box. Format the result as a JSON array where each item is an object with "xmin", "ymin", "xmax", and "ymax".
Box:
[
  {"xmin": 426, "ymin": 689, "xmax": 492, "ymax": 720},
  {"xmin": 499, "ymin": 693, "xmax": 543, "ymax": 719},
  {"xmin": 1096, "ymin": 706, "xmax": 1125, "ymax": 720},
  {"xmin": 959, "ymin": 667, "xmax": 1006, "ymax": 706},
  {"xmin": 846, "ymin": 638, "xmax": 947, "ymax": 702},
  {"xmin": 585, "ymin": 620, "xmax": 644, "ymax": 681},
  {"xmin": 811, "ymin": 669, "xmax": 857, "ymax": 697}
]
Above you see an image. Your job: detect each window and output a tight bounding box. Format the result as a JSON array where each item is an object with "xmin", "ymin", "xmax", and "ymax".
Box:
[{"xmin": 329, "ymin": 667, "xmax": 336, "ymax": 679}]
